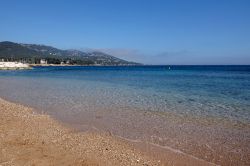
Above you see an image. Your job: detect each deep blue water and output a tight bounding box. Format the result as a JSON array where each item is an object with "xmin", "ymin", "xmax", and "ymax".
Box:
[{"xmin": 0, "ymin": 65, "xmax": 250, "ymax": 124}]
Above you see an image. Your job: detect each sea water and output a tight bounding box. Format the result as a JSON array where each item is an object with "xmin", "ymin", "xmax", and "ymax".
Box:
[
  {"xmin": 0, "ymin": 66, "xmax": 249, "ymax": 123},
  {"xmin": 0, "ymin": 65, "xmax": 250, "ymax": 165}
]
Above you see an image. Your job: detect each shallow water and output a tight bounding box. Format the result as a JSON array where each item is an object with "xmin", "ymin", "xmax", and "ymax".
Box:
[{"xmin": 0, "ymin": 65, "xmax": 250, "ymax": 165}]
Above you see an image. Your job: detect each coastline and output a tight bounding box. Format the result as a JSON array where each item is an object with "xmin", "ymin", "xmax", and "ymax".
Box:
[
  {"xmin": 0, "ymin": 67, "xmax": 32, "ymax": 70},
  {"xmin": 0, "ymin": 97, "xmax": 159, "ymax": 166},
  {"xmin": 0, "ymin": 62, "xmax": 32, "ymax": 70},
  {"xmin": 0, "ymin": 97, "xmax": 215, "ymax": 166},
  {"xmin": 29, "ymin": 64, "xmax": 141, "ymax": 67}
]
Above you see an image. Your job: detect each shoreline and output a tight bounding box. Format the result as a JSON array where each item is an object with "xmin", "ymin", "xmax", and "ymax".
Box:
[
  {"xmin": 0, "ymin": 97, "xmax": 215, "ymax": 166},
  {"xmin": 0, "ymin": 62, "xmax": 32, "ymax": 70},
  {"xmin": 0, "ymin": 97, "xmax": 159, "ymax": 165},
  {"xmin": 30, "ymin": 64, "xmax": 141, "ymax": 67},
  {"xmin": 0, "ymin": 67, "xmax": 33, "ymax": 70}
]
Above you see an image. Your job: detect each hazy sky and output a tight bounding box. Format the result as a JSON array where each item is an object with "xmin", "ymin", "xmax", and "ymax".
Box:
[{"xmin": 0, "ymin": 0, "xmax": 249, "ymax": 64}]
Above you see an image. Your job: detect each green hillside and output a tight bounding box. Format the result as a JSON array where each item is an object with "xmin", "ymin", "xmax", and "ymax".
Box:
[{"xmin": 0, "ymin": 41, "xmax": 139, "ymax": 65}]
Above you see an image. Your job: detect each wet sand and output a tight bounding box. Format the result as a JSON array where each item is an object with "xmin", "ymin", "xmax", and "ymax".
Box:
[
  {"xmin": 58, "ymin": 106, "xmax": 250, "ymax": 166},
  {"xmin": 0, "ymin": 98, "xmax": 215, "ymax": 166}
]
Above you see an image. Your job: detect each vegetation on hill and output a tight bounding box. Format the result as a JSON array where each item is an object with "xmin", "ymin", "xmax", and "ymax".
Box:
[{"xmin": 0, "ymin": 41, "xmax": 139, "ymax": 65}]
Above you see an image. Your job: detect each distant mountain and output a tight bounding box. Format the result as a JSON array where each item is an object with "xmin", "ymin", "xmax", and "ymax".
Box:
[{"xmin": 0, "ymin": 41, "xmax": 139, "ymax": 65}]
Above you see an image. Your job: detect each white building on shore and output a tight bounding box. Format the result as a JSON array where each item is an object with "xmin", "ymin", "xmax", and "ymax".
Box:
[{"xmin": 40, "ymin": 59, "xmax": 47, "ymax": 64}]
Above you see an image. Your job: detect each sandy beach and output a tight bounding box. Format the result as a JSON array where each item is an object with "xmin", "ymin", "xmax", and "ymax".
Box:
[
  {"xmin": 0, "ymin": 98, "xmax": 159, "ymax": 166},
  {"xmin": 0, "ymin": 98, "xmax": 216, "ymax": 166},
  {"xmin": 1, "ymin": 0, "xmax": 249, "ymax": 165}
]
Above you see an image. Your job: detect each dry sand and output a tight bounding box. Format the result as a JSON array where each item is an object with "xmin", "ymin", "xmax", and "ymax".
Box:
[{"xmin": 0, "ymin": 98, "xmax": 214, "ymax": 166}]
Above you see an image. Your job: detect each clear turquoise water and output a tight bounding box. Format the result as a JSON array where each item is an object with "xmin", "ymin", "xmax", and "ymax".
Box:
[
  {"xmin": 1, "ymin": 66, "xmax": 250, "ymax": 164},
  {"xmin": 0, "ymin": 66, "xmax": 249, "ymax": 124}
]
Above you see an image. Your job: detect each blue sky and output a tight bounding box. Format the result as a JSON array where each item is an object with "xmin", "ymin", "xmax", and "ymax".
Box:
[{"xmin": 0, "ymin": 0, "xmax": 249, "ymax": 64}]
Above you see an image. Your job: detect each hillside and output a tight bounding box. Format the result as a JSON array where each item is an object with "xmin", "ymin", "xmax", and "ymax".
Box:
[{"xmin": 0, "ymin": 41, "xmax": 139, "ymax": 65}]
